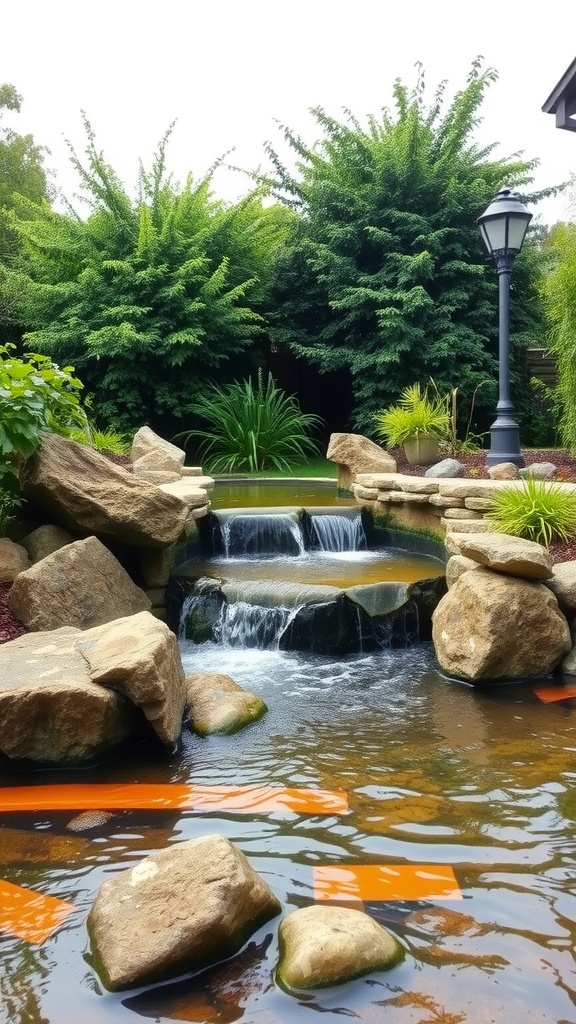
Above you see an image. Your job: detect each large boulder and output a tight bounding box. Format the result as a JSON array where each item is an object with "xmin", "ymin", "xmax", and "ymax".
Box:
[
  {"xmin": 9, "ymin": 536, "xmax": 151, "ymax": 632},
  {"xmin": 432, "ymin": 567, "xmax": 571, "ymax": 682},
  {"xmin": 0, "ymin": 610, "xmax": 187, "ymax": 756},
  {"xmin": 0, "ymin": 629, "xmax": 137, "ymax": 762},
  {"xmin": 77, "ymin": 611, "xmax": 186, "ymax": 746},
  {"xmin": 20, "ymin": 433, "xmax": 189, "ymax": 547},
  {"xmin": 131, "ymin": 426, "xmax": 186, "ymax": 468},
  {"xmin": 87, "ymin": 834, "xmax": 281, "ymax": 991},
  {"xmin": 185, "ymin": 672, "xmax": 267, "ymax": 735},
  {"xmin": 277, "ymin": 905, "xmax": 404, "ymax": 993},
  {"xmin": 326, "ymin": 433, "xmax": 396, "ymax": 490},
  {"xmin": 0, "ymin": 538, "xmax": 30, "ymax": 583}
]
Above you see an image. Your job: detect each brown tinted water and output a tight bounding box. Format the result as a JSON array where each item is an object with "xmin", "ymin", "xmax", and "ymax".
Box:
[
  {"xmin": 209, "ymin": 479, "xmax": 359, "ymax": 509},
  {"xmin": 182, "ymin": 550, "xmax": 443, "ymax": 587},
  {"xmin": 1, "ymin": 483, "xmax": 576, "ymax": 1023}
]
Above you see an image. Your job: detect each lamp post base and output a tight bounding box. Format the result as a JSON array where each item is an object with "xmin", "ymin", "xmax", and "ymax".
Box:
[{"xmin": 485, "ymin": 416, "xmax": 525, "ymax": 469}]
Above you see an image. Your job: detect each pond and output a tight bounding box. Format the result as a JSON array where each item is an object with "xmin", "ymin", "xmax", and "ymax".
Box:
[{"xmin": 1, "ymin": 482, "xmax": 576, "ymax": 1024}]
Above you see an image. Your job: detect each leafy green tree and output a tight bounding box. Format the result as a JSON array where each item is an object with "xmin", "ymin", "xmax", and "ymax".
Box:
[
  {"xmin": 265, "ymin": 61, "xmax": 555, "ymax": 435},
  {"xmin": 9, "ymin": 120, "xmax": 292, "ymax": 433},
  {"xmin": 542, "ymin": 220, "xmax": 576, "ymax": 451},
  {"xmin": 0, "ymin": 84, "xmax": 50, "ymax": 339}
]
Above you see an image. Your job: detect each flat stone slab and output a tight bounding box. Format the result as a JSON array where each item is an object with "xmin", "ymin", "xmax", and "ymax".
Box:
[
  {"xmin": 438, "ymin": 479, "xmax": 523, "ymax": 499},
  {"xmin": 457, "ymin": 532, "xmax": 553, "ymax": 580},
  {"xmin": 441, "ymin": 519, "xmax": 493, "ymax": 533},
  {"xmin": 157, "ymin": 481, "xmax": 211, "ymax": 507}
]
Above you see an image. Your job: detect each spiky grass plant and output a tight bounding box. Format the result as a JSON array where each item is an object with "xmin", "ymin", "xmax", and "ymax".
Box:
[
  {"xmin": 486, "ymin": 477, "xmax": 576, "ymax": 547},
  {"xmin": 374, "ymin": 383, "xmax": 450, "ymax": 448},
  {"xmin": 69, "ymin": 426, "xmax": 131, "ymax": 455},
  {"xmin": 174, "ymin": 372, "xmax": 322, "ymax": 473}
]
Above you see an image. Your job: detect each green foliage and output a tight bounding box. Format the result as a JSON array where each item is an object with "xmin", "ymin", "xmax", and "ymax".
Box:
[
  {"xmin": 0, "ymin": 343, "xmax": 87, "ymax": 478},
  {"xmin": 175, "ymin": 372, "xmax": 323, "ymax": 473},
  {"xmin": 0, "ymin": 84, "xmax": 50, "ymax": 340},
  {"xmin": 8, "ymin": 119, "xmax": 292, "ymax": 433},
  {"xmin": 430, "ymin": 377, "xmax": 488, "ymax": 455},
  {"xmin": 0, "ymin": 85, "xmax": 49, "ymax": 256},
  {"xmin": 374, "ymin": 382, "xmax": 450, "ymax": 447},
  {"xmin": 542, "ymin": 222, "xmax": 576, "ymax": 452},
  {"xmin": 523, "ymin": 376, "xmax": 557, "ymax": 448},
  {"xmin": 486, "ymin": 477, "xmax": 576, "ymax": 546},
  {"xmin": 0, "ymin": 475, "xmax": 23, "ymax": 535},
  {"xmin": 265, "ymin": 60, "xmax": 555, "ymax": 433},
  {"xmin": 69, "ymin": 423, "xmax": 131, "ymax": 455}
]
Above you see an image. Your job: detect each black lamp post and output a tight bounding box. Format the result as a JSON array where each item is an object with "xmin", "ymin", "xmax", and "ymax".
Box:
[{"xmin": 477, "ymin": 187, "xmax": 532, "ymax": 468}]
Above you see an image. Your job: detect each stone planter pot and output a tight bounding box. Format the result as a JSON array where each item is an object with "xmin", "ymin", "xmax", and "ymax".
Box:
[{"xmin": 403, "ymin": 434, "xmax": 440, "ymax": 466}]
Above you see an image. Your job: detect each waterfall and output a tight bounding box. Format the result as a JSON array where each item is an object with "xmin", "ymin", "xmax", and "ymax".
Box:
[
  {"xmin": 217, "ymin": 513, "xmax": 305, "ymax": 557},
  {"xmin": 310, "ymin": 513, "xmax": 366, "ymax": 552},
  {"xmin": 214, "ymin": 602, "xmax": 297, "ymax": 649}
]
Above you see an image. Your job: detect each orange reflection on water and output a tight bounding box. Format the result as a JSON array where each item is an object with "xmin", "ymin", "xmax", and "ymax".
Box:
[
  {"xmin": 0, "ymin": 782, "xmax": 348, "ymax": 815},
  {"xmin": 0, "ymin": 879, "xmax": 74, "ymax": 944},
  {"xmin": 533, "ymin": 684, "xmax": 576, "ymax": 703},
  {"xmin": 313, "ymin": 863, "xmax": 461, "ymax": 902}
]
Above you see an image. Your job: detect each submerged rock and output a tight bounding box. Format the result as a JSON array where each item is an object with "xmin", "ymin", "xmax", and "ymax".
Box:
[
  {"xmin": 87, "ymin": 833, "xmax": 281, "ymax": 991},
  {"xmin": 185, "ymin": 672, "xmax": 267, "ymax": 735},
  {"xmin": 277, "ymin": 905, "xmax": 404, "ymax": 993}
]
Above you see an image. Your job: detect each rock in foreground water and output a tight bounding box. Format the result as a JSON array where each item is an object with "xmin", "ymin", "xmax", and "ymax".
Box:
[
  {"xmin": 87, "ymin": 834, "xmax": 281, "ymax": 991},
  {"xmin": 277, "ymin": 905, "xmax": 404, "ymax": 993}
]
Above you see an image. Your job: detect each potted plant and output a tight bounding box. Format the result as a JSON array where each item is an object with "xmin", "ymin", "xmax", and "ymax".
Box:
[{"xmin": 374, "ymin": 383, "xmax": 450, "ymax": 465}]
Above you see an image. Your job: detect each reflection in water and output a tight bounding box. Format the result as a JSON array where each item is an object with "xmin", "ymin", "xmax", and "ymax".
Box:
[{"xmin": 1, "ymin": 645, "xmax": 576, "ymax": 1023}]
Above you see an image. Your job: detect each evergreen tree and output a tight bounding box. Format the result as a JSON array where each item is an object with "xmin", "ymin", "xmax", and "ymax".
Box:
[{"xmin": 265, "ymin": 61, "xmax": 554, "ymax": 435}]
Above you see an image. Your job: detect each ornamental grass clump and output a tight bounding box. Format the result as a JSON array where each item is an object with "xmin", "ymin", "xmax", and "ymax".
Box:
[
  {"xmin": 486, "ymin": 477, "xmax": 576, "ymax": 547},
  {"xmin": 374, "ymin": 383, "xmax": 450, "ymax": 447},
  {"xmin": 175, "ymin": 372, "xmax": 322, "ymax": 473}
]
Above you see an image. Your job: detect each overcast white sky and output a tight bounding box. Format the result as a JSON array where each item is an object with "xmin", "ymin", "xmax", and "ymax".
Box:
[{"xmin": 2, "ymin": 0, "xmax": 575, "ymax": 224}]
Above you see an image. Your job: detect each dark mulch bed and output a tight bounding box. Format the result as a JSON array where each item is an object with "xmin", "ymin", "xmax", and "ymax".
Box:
[
  {"xmin": 391, "ymin": 446, "xmax": 576, "ymax": 479},
  {"xmin": 3, "ymin": 448, "xmax": 576, "ymax": 646},
  {"xmin": 0, "ymin": 582, "xmax": 27, "ymax": 645}
]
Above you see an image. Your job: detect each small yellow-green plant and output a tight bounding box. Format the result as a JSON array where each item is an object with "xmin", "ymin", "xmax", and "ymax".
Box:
[
  {"xmin": 487, "ymin": 477, "xmax": 576, "ymax": 547},
  {"xmin": 374, "ymin": 383, "xmax": 450, "ymax": 447}
]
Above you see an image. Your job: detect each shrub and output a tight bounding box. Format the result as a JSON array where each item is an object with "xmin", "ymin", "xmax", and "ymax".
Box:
[
  {"xmin": 0, "ymin": 477, "xmax": 23, "ymax": 536},
  {"xmin": 175, "ymin": 372, "xmax": 322, "ymax": 473},
  {"xmin": 486, "ymin": 477, "xmax": 576, "ymax": 546},
  {"xmin": 0, "ymin": 344, "xmax": 87, "ymax": 479}
]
